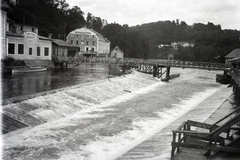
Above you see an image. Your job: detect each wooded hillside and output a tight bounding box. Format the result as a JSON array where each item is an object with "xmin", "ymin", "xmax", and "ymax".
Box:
[{"xmin": 6, "ymin": 0, "xmax": 240, "ymax": 62}]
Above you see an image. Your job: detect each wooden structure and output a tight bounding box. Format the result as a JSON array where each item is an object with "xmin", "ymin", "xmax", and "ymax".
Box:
[
  {"xmin": 231, "ymin": 69, "xmax": 240, "ymax": 99},
  {"xmin": 52, "ymin": 56, "xmax": 229, "ymax": 79},
  {"xmin": 171, "ymin": 108, "xmax": 240, "ymax": 160}
]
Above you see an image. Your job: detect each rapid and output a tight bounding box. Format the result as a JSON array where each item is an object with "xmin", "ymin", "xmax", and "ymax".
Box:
[{"xmin": 2, "ymin": 67, "xmax": 233, "ymax": 160}]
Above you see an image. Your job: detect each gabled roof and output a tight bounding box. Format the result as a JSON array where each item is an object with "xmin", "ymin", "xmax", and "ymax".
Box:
[
  {"xmin": 111, "ymin": 46, "xmax": 124, "ymax": 53},
  {"xmin": 89, "ymin": 28, "xmax": 110, "ymax": 43},
  {"xmin": 68, "ymin": 27, "xmax": 110, "ymax": 43},
  {"xmin": 225, "ymin": 49, "xmax": 240, "ymax": 58}
]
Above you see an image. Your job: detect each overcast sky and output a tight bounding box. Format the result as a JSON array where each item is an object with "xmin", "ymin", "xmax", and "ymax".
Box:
[{"xmin": 66, "ymin": 0, "xmax": 240, "ymax": 30}]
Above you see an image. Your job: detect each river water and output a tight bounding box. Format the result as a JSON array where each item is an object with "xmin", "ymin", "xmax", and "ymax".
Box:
[
  {"xmin": 2, "ymin": 67, "xmax": 238, "ymax": 160},
  {"xmin": 1, "ymin": 64, "xmax": 123, "ymax": 99}
]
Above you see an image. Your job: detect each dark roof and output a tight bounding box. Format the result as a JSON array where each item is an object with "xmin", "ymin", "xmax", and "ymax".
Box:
[
  {"xmin": 39, "ymin": 35, "xmax": 51, "ymax": 41},
  {"xmin": 52, "ymin": 39, "xmax": 77, "ymax": 47},
  {"xmin": 6, "ymin": 31, "xmax": 24, "ymax": 37},
  {"xmin": 225, "ymin": 49, "xmax": 240, "ymax": 58},
  {"xmin": 1, "ymin": 1, "xmax": 11, "ymax": 12}
]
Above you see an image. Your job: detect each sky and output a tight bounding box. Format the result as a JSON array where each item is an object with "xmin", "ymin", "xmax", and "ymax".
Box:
[{"xmin": 66, "ymin": 0, "xmax": 240, "ymax": 30}]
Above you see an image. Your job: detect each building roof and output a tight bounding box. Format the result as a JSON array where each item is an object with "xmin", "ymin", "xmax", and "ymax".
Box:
[
  {"xmin": 6, "ymin": 31, "xmax": 24, "ymax": 37},
  {"xmin": 225, "ymin": 49, "xmax": 240, "ymax": 58},
  {"xmin": 68, "ymin": 27, "xmax": 110, "ymax": 43},
  {"xmin": 111, "ymin": 46, "xmax": 124, "ymax": 53},
  {"xmin": 1, "ymin": 1, "xmax": 11, "ymax": 12},
  {"xmin": 39, "ymin": 35, "xmax": 51, "ymax": 41},
  {"xmin": 52, "ymin": 39, "xmax": 78, "ymax": 47}
]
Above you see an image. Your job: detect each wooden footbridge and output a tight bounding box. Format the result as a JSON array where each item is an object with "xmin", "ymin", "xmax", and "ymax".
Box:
[{"xmin": 53, "ymin": 56, "xmax": 229, "ymax": 80}]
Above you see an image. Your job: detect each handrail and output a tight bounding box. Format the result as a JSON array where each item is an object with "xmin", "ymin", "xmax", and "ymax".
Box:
[
  {"xmin": 52, "ymin": 56, "xmax": 228, "ymax": 70},
  {"xmin": 210, "ymin": 107, "xmax": 240, "ymax": 130}
]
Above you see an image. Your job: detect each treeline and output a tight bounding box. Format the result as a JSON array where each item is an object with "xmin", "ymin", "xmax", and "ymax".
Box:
[
  {"xmin": 6, "ymin": 0, "xmax": 240, "ymax": 62},
  {"xmin": 6, "ymin": 0, "xmax": 104, "ymax": 39},
  {"xmin": 102, "ymin": 21, "xmax": 240, "ymax": 62}
]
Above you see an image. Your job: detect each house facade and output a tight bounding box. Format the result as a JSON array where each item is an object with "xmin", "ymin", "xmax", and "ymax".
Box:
[
  {"xmin": 1, "ymin": 1, "xmax": 11, "ymax": 59},
  {"xmin": 110, "ymin": 46, "xmax": 124, "ymax": 59},
  {"xmin": 6, "ymin": 23, "xmax": 52, "ymax": 60},
  {"xmin": 66, "ymin": 27, "xmax": 110, "ymax": 57},
  {"xmin": 51, "ymin": 39, "xmax": 79, "ymax": 61}
]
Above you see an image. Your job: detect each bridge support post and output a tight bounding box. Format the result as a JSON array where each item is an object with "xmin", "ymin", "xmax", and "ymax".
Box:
[
  {"xmin": 166, "ymin": 67, "xmax": 171, "ymax": 80},
  {"xmin": 153, "ymin": 65, "xmax": 158, "ymax": 77},
  {"xmin": 65, "ymin": 63, "xmax": 68, "ymax": 69}
]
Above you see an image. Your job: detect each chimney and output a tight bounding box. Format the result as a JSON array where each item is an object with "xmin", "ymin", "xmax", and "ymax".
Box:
[{"xmin": 48, "ymin": 33, "xmax": 53, "ymax": 39}]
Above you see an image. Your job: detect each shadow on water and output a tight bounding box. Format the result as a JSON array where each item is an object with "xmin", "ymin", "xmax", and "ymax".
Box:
[{"xmin": 1, "ymin": 64, "xmax": 124, "ymax": 99}]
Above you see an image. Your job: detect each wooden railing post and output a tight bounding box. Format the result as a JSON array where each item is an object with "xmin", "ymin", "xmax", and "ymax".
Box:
[{"xmin": 171, "ymin": 131, "xmax": 177, "ymax": 160}]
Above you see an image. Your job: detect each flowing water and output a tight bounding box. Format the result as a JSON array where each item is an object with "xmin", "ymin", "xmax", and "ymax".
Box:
[{"xmin": 2, "ymin": 67, "xmax": 236, "ymax": 160}]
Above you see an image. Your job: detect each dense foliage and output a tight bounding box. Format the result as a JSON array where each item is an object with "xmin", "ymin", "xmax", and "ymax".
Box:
[{"xmin": 6, "ymin": 0, "xmax": 240, "ymax": 62}]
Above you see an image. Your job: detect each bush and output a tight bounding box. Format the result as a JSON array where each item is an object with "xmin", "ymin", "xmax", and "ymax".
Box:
[{"xmin": 2, "ymin": 57, "xmax": 26, "ymax": 66}]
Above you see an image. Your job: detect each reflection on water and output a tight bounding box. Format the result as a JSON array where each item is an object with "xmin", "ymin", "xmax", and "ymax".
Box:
[{"xmin": 2, "ymin": 64, "xmax": 123, "ymax": 99}]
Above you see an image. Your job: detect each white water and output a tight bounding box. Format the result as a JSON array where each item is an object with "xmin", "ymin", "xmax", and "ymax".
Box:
[{"xmin": 2, "ymin": 68, "xmax": 231, "ymax": 160}]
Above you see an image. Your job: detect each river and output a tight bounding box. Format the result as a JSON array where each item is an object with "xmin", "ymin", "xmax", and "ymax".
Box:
[
  {"xmin": 2, "ymin": 67, "xmax": 238, "ymax": 160},
  {"xmin": 1, "ymin": 64, "xmax": 123, "ymax": 99}
]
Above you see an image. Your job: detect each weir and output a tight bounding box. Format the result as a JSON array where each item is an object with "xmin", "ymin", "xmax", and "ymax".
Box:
[{"xmin": 2, "ymin": 71, "xmax": 160, "ymax": 134}]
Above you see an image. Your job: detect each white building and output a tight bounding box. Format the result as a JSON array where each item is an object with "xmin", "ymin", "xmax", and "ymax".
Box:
[
  {"xmin": 6, "ymin": 23, "xmax": 52, "ymax": 60},
  {"xmin": 66, "ymin": 27, "xmax": 110, "ymax": 57}
]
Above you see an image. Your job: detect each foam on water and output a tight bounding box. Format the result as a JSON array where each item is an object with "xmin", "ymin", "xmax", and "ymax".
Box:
[
  {"xmin": 3, "ymin": 69, "xmax": 230, "ymax": 160},
  {"xmin": 77, "ymin": 87, "xmax": 220, "ymax": 160},
  {"xmin": 3, "ymin": 71, "xmax": 160, "ymax": 127}
]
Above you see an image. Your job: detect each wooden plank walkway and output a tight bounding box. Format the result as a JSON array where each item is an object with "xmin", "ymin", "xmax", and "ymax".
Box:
[{"xmin": 115, "ymin": 87, "xmax": 235, "ymax": 160}]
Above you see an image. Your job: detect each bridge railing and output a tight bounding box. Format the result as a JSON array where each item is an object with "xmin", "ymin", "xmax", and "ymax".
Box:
[
  {"xmin": 169, "ymin": 60, "xmax": 227, "ymax": 70},
  {"xmin": 52, "ymin": 56, "xmax": 228, "ymax": 70}
]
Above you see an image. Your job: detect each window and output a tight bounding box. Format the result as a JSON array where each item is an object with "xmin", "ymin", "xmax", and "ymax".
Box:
[
  {"xmin": 44, "ymin": 47, "xmax": 49, "ymax": 56},
  {"xmin": 76, "ymin": 41, "xmax": 78, "ymax": 45},
  {"xmin": 37, "ymin": 47, "xmax": 40, "ymax": 56},
  {"xmin": 92, "ymin": 41, "xmax": 95, "ymax": 45},
  {"xmin": 86, "ymin": 41, "xmax": 89, "ymax": 45},
  {"xmin": 92, "ymin": 35, "xmax": 95, "ymax": 39},
  {"xmin": 8, "ymin": 43, "xmax": 15, "ymax": 54},
  {"xmin": 29, "ymin": 47, "xmax": 32, "ymax": 55},
  {"xmin": 18, "ymin": 44, "xmax": 24, "ymax": 54},
  {"xmin": 32, "ymin": 28, "xmax": 35, "ymax": 32},
  {"xmin": 71, "ymin": 40, "xmax": 73, "ymax": 44}
]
